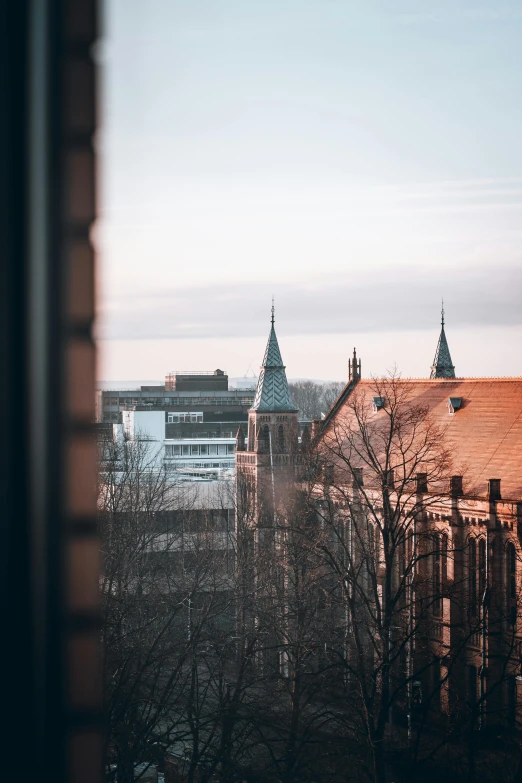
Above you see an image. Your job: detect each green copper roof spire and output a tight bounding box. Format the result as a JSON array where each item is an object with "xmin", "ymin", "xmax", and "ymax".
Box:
[
  {"xmin": 252, "ymin": 303, "xmax": 296, "ymax": 411},
  {"xmin": 430, "ymin": 300, "xmax": 456, "ymax": 378}
]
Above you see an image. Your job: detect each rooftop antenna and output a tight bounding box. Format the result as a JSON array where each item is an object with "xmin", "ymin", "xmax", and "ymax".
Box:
[
  {"xmin": 271, "ymin": 295, "xmax": 275, "ymax": 326},
  {"xmin": 441, "ymin": 298, "xmax": 445, "ymax": 328}
]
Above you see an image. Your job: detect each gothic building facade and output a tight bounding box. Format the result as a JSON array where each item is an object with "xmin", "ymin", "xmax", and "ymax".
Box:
[
  {"xmin": 317, "ymin": 310, "xmax": 522, "ymax": 726},
  {"xmin": 236, "ymin": 305, "xmax": 522, "ymax": 729}
]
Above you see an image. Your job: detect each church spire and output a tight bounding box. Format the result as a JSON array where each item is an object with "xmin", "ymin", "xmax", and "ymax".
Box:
[
  {"xmin": 430, "ymin": 300, "xmax": 456, "ymax": 378},
  {"xmin": 348, "ymin": 346, "xmax": 361, "ymax": 382},
  {"xmin": 252, "ymin": 304, "xmax": 296, "ymax": 411}
]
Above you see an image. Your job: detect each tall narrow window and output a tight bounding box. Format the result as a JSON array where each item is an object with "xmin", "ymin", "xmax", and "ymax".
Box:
[
  {"xmin": 433, "ymin": 535, "xmax": 442, "ymax": 616},
  {"xmin": 508, "ymin": 676, "xmax": 517, "ymax": 726},
  {"xmin": 507, "ymin": 542, "xmax": 517, "ymax": 626},
  {"xmin": 368, "ymin": 524, "xmax": 377, "ymax": 574},
  {"xmin": 260, "ymin": 424, "xmax": 270, "ymax": 452},
  {"xmin": 478, "ymin": 538, "xmax": 486, "ymax": 615},
  {"xmin": 441, "ymin": 533, "xmax": 448, "ymax": 584},
  {"xmin": 469, "ymin": 538, "xmax": 477, "ymax": 617},
  {"xmin": 468, "ymin": 664, "xmax": 477, "ymax": 707},
  {"xmin": 432, "ymin": 658, "xmax": 441, "ymax": 710},
  {"xmin": 399, "ymin": 533, "xmax": 406, "ymax": 583},
  {"xmin": 278, "ymin": 425, "xmax": 285, "ymax": 453}
]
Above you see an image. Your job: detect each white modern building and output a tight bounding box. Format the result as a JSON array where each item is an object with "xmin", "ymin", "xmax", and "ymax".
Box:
[{"xmin": 120, "ymin": 409, "xmax": 236, "ymax": 481}]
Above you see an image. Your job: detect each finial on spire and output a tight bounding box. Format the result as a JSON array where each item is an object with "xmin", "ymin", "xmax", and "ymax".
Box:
[
  {"xmin": 441, "ymin": 298, "xmax": 445, "ymax": 328},
  {"xmin": 271, "ymin": 296, "xmax": 275, "ymax": 326}
]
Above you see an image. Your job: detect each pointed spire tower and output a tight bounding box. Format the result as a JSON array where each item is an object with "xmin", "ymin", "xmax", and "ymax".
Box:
[
  {"xmin": 430, "ymin": 301, "xmax": 456, "ymax": 379},
  {"xmin": 236, "ymin": 302, "xmax": 299, "ymax": 528},
  {"xmin": 252, "ymin": 300, "xmax": 296, "ymax": 412}
]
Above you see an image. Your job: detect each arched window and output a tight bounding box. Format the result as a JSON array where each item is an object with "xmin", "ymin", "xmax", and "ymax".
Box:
[
  {"xmin": 262, "ymin": 424, "xmax": 270, "ymax": 453},
  {"xmin": 433, "ymin": 535, "xmax": 442, "ymax": 616},
  {"xmin": 507, "ymin": 542, "xmax": 517, "ymax": 626},
  {"xmin": 441, "ymin": 533, "xmax": 448, "ymax": 584},
  {"xmin": 368, "ymin": 524, "xmax": 375, "ymax": 573},
  {"xmin": 278, "ymin": 424, "xmax": 285, "ymax": 453},
  {"xmin": 469, "ymin": 538, "xmax": 477, "ymax": 617},
  {"xmin": 478, "ymin": 539, "xmax": 486, "ymax": 613}
]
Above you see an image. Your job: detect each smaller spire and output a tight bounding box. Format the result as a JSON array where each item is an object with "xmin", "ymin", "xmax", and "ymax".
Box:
[
  {"xmin": 430, "ymin": 301, "xmax": 455, "ymax": 378},
  {"xmin": 252, "ymin": 302, "xmax": 295, "ymax": 411},
  {"xmin": 271, "ymin": 295, "xmax": 275, "ymax": 326},
  {"xmin": 348, "ymin": 347, "xmax": 361, "ymax": 382}
]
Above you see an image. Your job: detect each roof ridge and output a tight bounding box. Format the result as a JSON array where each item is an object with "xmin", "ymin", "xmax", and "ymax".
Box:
[{"xmin": 355, "ymin": 377, "xmax": 522, "ymax": 382}]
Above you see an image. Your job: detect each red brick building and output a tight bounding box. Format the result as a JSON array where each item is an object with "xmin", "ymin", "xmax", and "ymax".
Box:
[
  {"xmin": 236, "ymin": 305, "xmax": 522, "ymax": 728},
  {"xmin": 317, "ymin": 316, "xmax": 522, "ymax": 727}
]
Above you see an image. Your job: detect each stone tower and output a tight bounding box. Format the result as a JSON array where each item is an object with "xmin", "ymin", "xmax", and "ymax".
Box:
[{"xmin": 235, "ymin": 304, "xmax": 298, "ymax": 530}]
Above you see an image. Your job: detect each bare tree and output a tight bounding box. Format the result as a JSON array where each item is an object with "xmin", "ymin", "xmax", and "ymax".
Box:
[
  {"xmin": 301, "ymin": 372, "xmax": 459, "ymax": 782},
  {"xmin": 288, "ymin": 380, "xmax": 343, "ymax": 420},
  {"xmin": 99, "ymin": 430, "xmax": 233, "ymax": 782}
]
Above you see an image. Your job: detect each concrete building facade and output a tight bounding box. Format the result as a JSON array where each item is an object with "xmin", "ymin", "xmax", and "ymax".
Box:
[{"xmin": 99, "ymin": 370, "xmax": 254, "ymax": 481}]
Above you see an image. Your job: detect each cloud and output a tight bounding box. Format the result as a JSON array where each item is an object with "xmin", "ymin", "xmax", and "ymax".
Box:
[{"xmin": 97, "ymin": 264, "xmax": 522, "ymax": 341}]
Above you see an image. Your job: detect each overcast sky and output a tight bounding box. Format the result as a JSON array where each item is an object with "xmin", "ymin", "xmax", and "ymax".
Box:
[{"xmin": 96, "ymin": 0, "xmax": 522, "ymax": 382}]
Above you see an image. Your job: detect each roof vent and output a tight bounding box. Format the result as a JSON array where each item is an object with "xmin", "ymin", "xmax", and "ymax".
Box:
[
  {"xmin": 447, "ymin": 397, "xmax": 462, "ymax": 414},
  {"xmin": 372, "ymin": 396, "xmax": 385, "ymax": 412}
]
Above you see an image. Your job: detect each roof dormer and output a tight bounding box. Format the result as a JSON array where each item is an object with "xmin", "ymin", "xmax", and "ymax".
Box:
[
  {"xmin": 447, "ymin": 397, "xmax": 462, "ymax": 414},
  {"xmin": 372, "ymin": 396, "xmax": 385, "ymax": 413}
]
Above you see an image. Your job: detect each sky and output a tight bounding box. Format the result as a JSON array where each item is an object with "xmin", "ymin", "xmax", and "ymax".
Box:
[{"xmin": 96, "ymin": 0, "xmax": 522, "ymax": 383}]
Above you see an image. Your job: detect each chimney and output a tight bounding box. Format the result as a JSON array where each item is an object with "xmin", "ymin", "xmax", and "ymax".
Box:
[
  {"xmin": 348, "ymin": 347, "xmax": 361, "ymax": 382},
  {"xmin": 353, "ymin": 467, "xmax": 364, "ymax": 487},
  {"xmin": 450, "ymin": 475, "xmax": 463, "ymax": 498},
  {"xmin": 488, "ymin": 478, "xmax": 501, "ymax": 502},
  {"xmin": 416, "ymin": 473, "xmax": 428, "ymax": 493},
  {"xmin": 384, "ymin": 469, "xmax": 395, "ymax": 489}
]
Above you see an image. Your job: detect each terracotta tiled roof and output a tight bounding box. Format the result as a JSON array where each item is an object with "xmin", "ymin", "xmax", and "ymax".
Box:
[{"xmin": 323, "ymin": 377, "xmax": 522, "ymax": 501}]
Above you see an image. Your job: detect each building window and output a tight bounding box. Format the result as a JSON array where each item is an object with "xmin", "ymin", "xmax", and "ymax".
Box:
[
  {"xmin": 200, "ymin": 445, "xmax": 208, "ymax": 455},
  {"xmin": 168, "ymin": 411, "xmax": 203, "ymax": 423},
  {"xmin": 368, "ymin": 524, "xmax": 377, "ymax": 572},
  {"xmin": 227, "ymin": 444, "xmax": 235, "ymax": 454},
  {"xmin": 209, "ymin": 445, "xmax": 218, "ymax": 456},
  {"xmin": 508, "ymin": 676, "xmax": 517, "ymax": 726},
  {"xmin": 218, "ymin": 445, "xmax": 227, "ymax": 456},
  {"xmin": 469, "ymin": 538, "xmax": 477, "ymax": 617},
  {"xmin": 182, "ymin": 445, "xmax": 190, "ymax": 456},
  {"xmin": 478, "ymin": 538, "xmax": 486, "ymax": 612},
  {"xmin": 468, "ymin": 665, "xmax": 477, "ymax": 707},
  {"xmin": 433, "ymin": 535, "xmax": 442, "ymax": 616},
  {"xmin": 507, "ymin": 542, "xmax": 517, "ymax": 625},
  {"xmin": 191, "ymin": 445, "xmax": 199, "ymax": 456},
  {"xmin": 278, "ymin": 425, "xmax": 285, "ymax": 453},
  {"xmin": 441, "ymin": 534, "xmax": 448, "ymax": 584}
]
